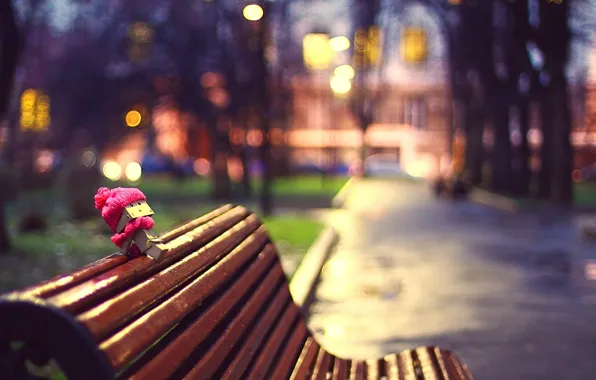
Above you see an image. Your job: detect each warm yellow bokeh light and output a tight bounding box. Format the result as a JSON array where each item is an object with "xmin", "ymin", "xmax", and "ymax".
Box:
[
  {"xmin": 329, "ymin": 36, "xmax": 350, "ymax": 52},
  {"xmin": 330, "ymin": 76, "xmax": 352, "ymax": 95},
  {"xmin": 243, "ymin": 4, "xmax": 263, "ymax": 21},
  {"xmin": 401, "ymin": 26, "xmax": 428, "ymax": 63},
  {"xmin": 102, "ymin": 161, "xmax": 122, "ymax": 181},
  {"xmin": 125, "ymin": 110, "xmax": 142, "ymax": 127},
  {"xmin": 334, "ymin": 64, "xmax": 355, "ymax": 79},
  {"xmin": 125, "ymin": 162, "xmax": 142, "ymax": 182},
  {"xmin": 303, "ymin": 33, "xmax": 332, "ymax": 70}
]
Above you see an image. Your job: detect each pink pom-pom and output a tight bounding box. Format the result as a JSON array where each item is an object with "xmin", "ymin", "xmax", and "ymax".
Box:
[{"xmin": 94, "ymin": 187, "xmax": 111, "ymax": 211}]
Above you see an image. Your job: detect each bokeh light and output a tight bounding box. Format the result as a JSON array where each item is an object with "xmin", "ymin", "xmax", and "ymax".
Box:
[
  {"xmin": 329, "ymin": 36, "xmax": 350, "ymax": 52},
  {"xmin": 227, "ymin": 157, "xmax": 244, "ymax": 182},
  {"xmin": 103, "ymin": 161, "xmax": 122, "ymax": 181},
  {"xmin": 125, "ymin": 162, "xmax": 142, "ymax": 182},
  {"xmin": 82, "ymin": 150, "xmax": 97, "ymax": 167},
  {"xmin": 243, "ymin": 4, "xmax": 263, "ymax": 21},
  {"xmin": 247, "ymin": 130, "xmax": 264, "ymax": 147},
  {"xmin": 194, "ymin": 158, "xmax": 211, "ymax": 176},
  {"xmin": 330, "ymin": 76, "xmax": 352, "ymax": 95},
  {"xmin": 334, "ymin": 64, "xmax": 355, "ymax": 79},
  {"xmin": 35, "ymin": 150, "xmax": 54, "ymax": 173},
  {"xmin": 125, "ymin": 110, "xmax": 142, "ymax": 127}
]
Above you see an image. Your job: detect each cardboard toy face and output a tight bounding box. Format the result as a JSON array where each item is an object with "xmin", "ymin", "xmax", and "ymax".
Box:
[{"xmin": 116, "ymin": 200, "xmax": 155, "ymax": 233}]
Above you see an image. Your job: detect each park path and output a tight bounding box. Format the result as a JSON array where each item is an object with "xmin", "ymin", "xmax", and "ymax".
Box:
[{"xmin": 307, "ymin": 179, "xmax": 596, "ymax": 380}]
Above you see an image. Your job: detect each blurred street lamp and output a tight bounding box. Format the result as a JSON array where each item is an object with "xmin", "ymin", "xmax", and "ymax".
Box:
[
  {"xmin": 125, "ymin": 162, "xmax": 142, "ymax": 182},
  {"xmin": 330, "ymin": 76, "xmax": 352, "ymax": 95},
  {"xmin": 329, "ymin": 36, "xmax": 351, "ymax": 52},
  {"xmin": 125, "ymin": 110, "xmax": 142, "ymax": 128},
  {"xmin": 102, "ymin": 161, "xmax": 122, "ymax": 181},
  {"xmin": 334, "ymin": 64, "xmax": 355, "ymax": 79},
  {"xmin": 243, "ymin": 4, "xmax": 264, "ymax": 21}
]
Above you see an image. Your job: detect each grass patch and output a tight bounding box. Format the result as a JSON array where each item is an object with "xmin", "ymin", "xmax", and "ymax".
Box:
[
  {"xmin": 1, "ymin": 202, "xmax": 323, "ymax": 294},
  {"xmin": 262, "ymin": 215, "xmax": 324, "ymax": 256},
  {"xmin": 575, "ymin": 182, "xmax": 596, "ymax": 205},
  {"xmin": 113, "ymin": 175, "xmax": 348, "ymax": 199},
  {"xmin": 254, "ymin": 175, "xmax": 348, "ymax": 197}
]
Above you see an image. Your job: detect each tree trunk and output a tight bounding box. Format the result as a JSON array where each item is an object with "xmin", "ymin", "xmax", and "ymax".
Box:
[
  {"xmin": 512, "ymin": 99, "xmax": 531, "ymax": 196},
  {"xmin": 0, "ymin": 0, "xmax": 20, "ymax": 253},
  {"xmin": 538, "ymin": 91, "xmax": 554, "ymax": 199},
  {"xmin": 360, "ymin": 125, "xmax": 368, "ymax": 177},
  {"xmin": 0, "ymin": 198, "xmax": 9, "ymax": 253},
  {"xmin": 210, "ymin": 115, "xmax": 232, "ymax": 201},
  {"xmin": 259, "ymin": 115, "xmax": 272, "ymax": 216},
  {"xmin": 463, "ymin": 103, "xmax": 484, "ymax": 185},
  {"xmin": 490, "ymin": 95, "xmax": 512, "ymax": 194},
  {"xmin": 550, "ymin": 78, "xmax": 573, "ymax": 203},
  {"xmin": 240, "ymin": 117, "xmax": 251, "ymax": 198}
]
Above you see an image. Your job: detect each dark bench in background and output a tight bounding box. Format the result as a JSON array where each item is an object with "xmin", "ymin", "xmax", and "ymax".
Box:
[{"xmin": 0, "ymin": 204, "xmax": 474, "ymax": 379}]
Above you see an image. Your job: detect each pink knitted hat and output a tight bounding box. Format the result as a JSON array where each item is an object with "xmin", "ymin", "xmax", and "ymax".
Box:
[{"xmin": 94, "ymin": 187, "xmax": 148, "ymax": 232}]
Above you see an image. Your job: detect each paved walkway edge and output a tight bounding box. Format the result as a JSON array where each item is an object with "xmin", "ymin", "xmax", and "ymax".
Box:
[
  {"xmin": 289, "ymin": 226, "xmax": 338, "ymax": 312},
  {"xmin": 583, "ymin": 224, "xmax": 596, "ymax": 239},
  {"xmin": 468, "ymin": 188, "xmax": 519, "ymax": 213},
  {"xmin": 332, "ymin": 177, "xmax": 356, "ymax": 208}
]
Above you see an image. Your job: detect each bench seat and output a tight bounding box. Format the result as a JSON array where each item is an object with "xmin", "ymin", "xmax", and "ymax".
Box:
[{"xmin": 0, "ymin": 205, "xmax": 473, "ymax": 379}]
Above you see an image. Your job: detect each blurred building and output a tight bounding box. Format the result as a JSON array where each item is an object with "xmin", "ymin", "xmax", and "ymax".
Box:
[{"xmin": 283, "ymin": 3, "xmax": 450, "ymax": 178}]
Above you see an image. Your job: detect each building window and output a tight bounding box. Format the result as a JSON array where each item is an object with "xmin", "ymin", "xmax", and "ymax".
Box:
[{"xmin": 401, "ymin": 26, "xmax": 428, "ymax": 64}]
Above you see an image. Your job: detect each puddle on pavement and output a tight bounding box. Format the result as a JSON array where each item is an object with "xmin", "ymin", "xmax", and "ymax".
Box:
[{"xmin": 524, "ymin": 248, "xmax": 596, "ymax": 303}]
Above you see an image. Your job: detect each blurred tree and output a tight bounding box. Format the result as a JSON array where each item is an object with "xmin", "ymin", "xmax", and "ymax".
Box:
[
  {"xmin": 417, "ymin": 0, "xmax": 574, "ymax": 202},
  {"xmin": 0, "ymin": 0, "xmax": 43, "ymax": 252},
  {"xmin": 351, "ymin": 0, "xmax": 382, "ymax": 177}
]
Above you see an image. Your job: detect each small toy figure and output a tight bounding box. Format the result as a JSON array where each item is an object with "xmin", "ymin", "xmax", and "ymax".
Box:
[{"xmin": 94, "ymin": 187, "xmax": 169, "ymax": 260}]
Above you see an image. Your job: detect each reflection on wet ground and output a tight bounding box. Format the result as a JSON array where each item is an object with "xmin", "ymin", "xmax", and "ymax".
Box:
[{"xmin": 308, "ymin": 179, "xmax": 596, "ymax": 380}]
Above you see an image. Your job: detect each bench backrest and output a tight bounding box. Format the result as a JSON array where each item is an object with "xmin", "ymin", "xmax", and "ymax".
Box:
[{"xmin": 0, "ymin": 204, "xmax": 473, "ymax": 380}]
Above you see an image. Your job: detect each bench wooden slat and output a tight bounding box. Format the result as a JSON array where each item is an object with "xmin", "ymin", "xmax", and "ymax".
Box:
[
  {"xmin": 105, "ymin": 245, "xmax": 275, "ymax": 377},
  {"xmin": 399, "ymin": 350, "xmax": 421, "ymax": 380},
  {"xmin": 184, "ymin": 265, "xmax": 285, "ymax": 379},
  {"xmin": 269, "ymin": 321, "xmax": 309, "ymax": 379},
  {"xmin": 158, "ymin": 204, "xmax": 234, "ymax": 241},
  {"xmin": 245, "ymin": 303, "xmax": 301, "ymax": 380},
  {"xmin": 416, "ymin": 346, "xmax": 444, "ymax": 380},
  {"xmin": 311, "ymin": 348, "xmax": 333, "ymax": 380},
  {"xmin": 385, "ymin": 354, "xmax": 400, "ymax": 380},
  {"xmin": 428, "ymin": 346, "xmax": 451, "ymax": 380},
  {"xmin": 48, "ymin": 206, "xmax": 249, "ymax": 314},
  {"xmin": 20, "ymin": 255, "xmax": 129, "ymax": 299},
  {"xmin": 367, "ymin": 358, "xmax": 382, "ymax": 379},
  {"xmin": 332, "ymin": 358, "xmax": 349, "ymax": 380},
  {"xmin": 350, "ymin": 360, "xmax": 366, "ymax": 380},
  {"xmin": 14, "ymin": 205, "xmax": 234, "ymax": 300},
  {"xmin": 441, "ymin": 350, "xmax": 473, "ymax": 380},
  {"xmin": 289, "ymin": 337, "xmax": 320, "ymax": 380},
  {"xmin": 128, "ymin": 246, "xmax": 275, "ymax": 378},
  {"xmin": 219, "ymin": 290, "xmax": 290, "ymax": 380},
  {"xmin": 79, "ymin": 218, "xmax": 264, "ymax": 341}
]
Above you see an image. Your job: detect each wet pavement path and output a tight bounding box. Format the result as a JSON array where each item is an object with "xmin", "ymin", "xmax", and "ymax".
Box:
[{"xmin": 307, "ymin": 179, "xmax": 596, "ymax": 380}]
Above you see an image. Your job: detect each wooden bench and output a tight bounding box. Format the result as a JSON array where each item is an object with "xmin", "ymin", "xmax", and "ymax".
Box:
[{"xmin": 0, "ymin": 204, "xmax": 474, "ymax": 380}]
